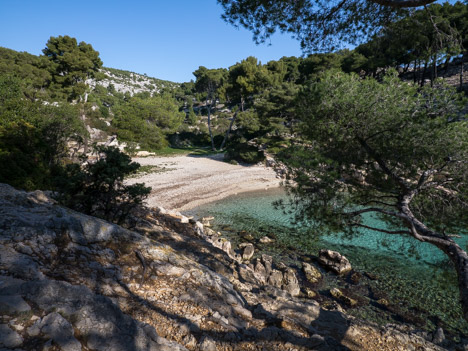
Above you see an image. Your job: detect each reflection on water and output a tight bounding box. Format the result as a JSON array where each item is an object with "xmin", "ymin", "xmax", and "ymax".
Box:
[{"xmin": 187, "ymin": 188, "xmax": 468, "ymax": 337}]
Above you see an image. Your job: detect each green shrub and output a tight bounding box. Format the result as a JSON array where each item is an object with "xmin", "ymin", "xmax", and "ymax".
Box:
[{"xmin": 57, "ymin": 146, "xmax": 151, "ymax": 224}]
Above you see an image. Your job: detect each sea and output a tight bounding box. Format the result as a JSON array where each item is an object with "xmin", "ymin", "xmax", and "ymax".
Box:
[{"xmin": 187, "ymin": 187, "xmax": 468, "ymax": 338}]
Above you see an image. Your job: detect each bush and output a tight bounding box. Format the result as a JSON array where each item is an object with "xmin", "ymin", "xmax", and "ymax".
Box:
[
  {"xmin": 57, "ymin": 146, "xmax": 151, "ymax": 224},
  {"xmin": 225, "ymin": 139, "xmax": 265, "ymax": 164}
]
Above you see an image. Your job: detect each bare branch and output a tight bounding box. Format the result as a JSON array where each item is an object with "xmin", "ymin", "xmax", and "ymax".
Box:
[{"xmin": 370, "ymin": 0, "xmax": 437, "ymax": 8}]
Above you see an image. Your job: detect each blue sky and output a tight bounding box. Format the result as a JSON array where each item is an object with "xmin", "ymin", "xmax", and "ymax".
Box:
[{"xmin": 0, "ymin": 0, "xmax": 303, "ymax": 82}]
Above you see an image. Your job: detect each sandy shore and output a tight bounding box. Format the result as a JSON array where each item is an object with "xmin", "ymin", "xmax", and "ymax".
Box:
[{"xmin": 126, "ymin": 154, "xmax": 281, "ymax": 212}]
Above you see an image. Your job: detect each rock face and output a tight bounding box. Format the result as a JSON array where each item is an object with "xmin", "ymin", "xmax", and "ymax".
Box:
[
  {"xmin": 318, "ymin": 249, "xmax": 352, "ymax": 275},
  {"xmin": 0, "ymin": 183, "xmax": 447, "ymax": 351}
]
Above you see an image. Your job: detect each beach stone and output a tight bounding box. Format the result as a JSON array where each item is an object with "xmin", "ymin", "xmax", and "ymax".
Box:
[
  {"xmin": 302, "ymin": 262, "xmax": 322, "ymax": 284},
  {"xmin": 318, "ymin": 249, "xmax": 352, "ymax": 275},
  {"xmin": 242, "ymin": 243, "xmax": 255, "ymax": 261}
]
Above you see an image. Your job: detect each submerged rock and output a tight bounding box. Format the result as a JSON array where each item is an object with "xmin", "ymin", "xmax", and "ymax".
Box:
[
  {"xmin": 330, "ymin": 288, "xmax": 358, "ymax": 307},
  {"xmin": 318, "ymin": 249, "xmax": 352, "ymax": 275},
  {"xmin": 259, "ymin": 236, "xmax": 275, "ymax": 244}
]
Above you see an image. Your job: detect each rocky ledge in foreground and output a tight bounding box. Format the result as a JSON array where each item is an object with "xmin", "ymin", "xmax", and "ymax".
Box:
[{"xmin": 0, "ymin": 183, "xmax": 448, "ymax": 350}]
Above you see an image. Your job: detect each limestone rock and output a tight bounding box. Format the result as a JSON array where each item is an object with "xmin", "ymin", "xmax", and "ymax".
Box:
[
  {"xmin": 267, "ymin": 269, "xmax": 284, "ymax": 288},
  {"xmin": 433, "ymin": 327, "xmax": 445, "ymax": 344},
  {"xmin": 305, "ymin": 288, "xmax": 317, "ymax": 298},
  {"xmin": 199, "ymin": 336, "xmax": 217, "ymax": 351},
  {"xmin": 303, "ymin": 262, "xmax": 322, "ymax": 284},
  {"xmin": 259, "ymin": 236, "xmax": 274, "ymax": 244},
  {"xmin": 330, "ymin": 288, "xmax": 358, "ymax": 307},
  {"xmin": 40, "ymin": 312, "xmax": 81, "ymax": 351},
  {"xmin": 0, "ymin": 324, "xmax": 23, "ymax": 348},
  {"xmin": 261, "ymin": 254, "xmax": 273, "ymax": 277},
  {"xmin": 241, "ymin": 243, "xmax": 255, "ymax": 261},
  {"xmin": 318, "ymin": 249, "xmax": 352, "ymax": 275},
  {"xmin": 283, "ymin": 268, "xmax": 300, "ymax": 297},
  {"xmin": 201, "ymin": 216, "xmax": 214, "ymax": 227},
  {"xmin": 0, "ymin": 183, "xmax": 448, "ymax": 351},
  {"xmin": 0, "ymin": 295, "xmax": 31, "ymax": 314},
  {"xmin": 254, "ymin": 258, "xmax": 267, "ymax": 279}
]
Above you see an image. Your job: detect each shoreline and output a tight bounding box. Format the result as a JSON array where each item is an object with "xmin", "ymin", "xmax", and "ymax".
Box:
[{"xmin": 126, "ymin": 153, "xmax": 281, "ymax": 212}]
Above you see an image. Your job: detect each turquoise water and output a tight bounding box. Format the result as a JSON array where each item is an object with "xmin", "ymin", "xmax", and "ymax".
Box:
[{"xmin": 188, "ymin": 188, "xmax": 468, "ymax": 337}]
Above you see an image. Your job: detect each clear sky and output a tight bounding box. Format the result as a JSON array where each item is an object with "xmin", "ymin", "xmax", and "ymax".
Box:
[{"xmin": 0, "ymin": 0, "xmax": 303, "ymax": 82}]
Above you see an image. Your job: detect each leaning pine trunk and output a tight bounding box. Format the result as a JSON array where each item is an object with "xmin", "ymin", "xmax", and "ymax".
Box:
[{"xmin": 401, "ymin": 202, "xmax": 468, "ymax": 321}]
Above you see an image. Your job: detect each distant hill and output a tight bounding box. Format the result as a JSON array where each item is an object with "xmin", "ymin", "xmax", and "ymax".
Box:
[
  {"xmin": 0, "ymin": 46, "xmax": 179, "ymax": 99},
  {"xmin": 88, "ymin": 67, "xmax": 179, "ymax": 97}
]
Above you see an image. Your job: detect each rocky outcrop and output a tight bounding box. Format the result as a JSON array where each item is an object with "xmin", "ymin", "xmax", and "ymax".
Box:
[
  {"xmin": 0, "ymin": 183, "xmax": 449, "ymax": 350},
  {"xmin": 318, "ymin": 249, "xmax": 352, "ymax": 275}
]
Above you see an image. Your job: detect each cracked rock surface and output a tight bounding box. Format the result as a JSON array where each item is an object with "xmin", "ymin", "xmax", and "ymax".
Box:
[{"xmin": 0, "ymin": 183, "xmax": 446, "ymax": 350}]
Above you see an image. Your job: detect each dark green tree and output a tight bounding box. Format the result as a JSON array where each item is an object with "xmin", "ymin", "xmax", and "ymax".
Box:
[
  {"xmin": 43, "ymin": 35, "xmax": 103, "ymax": 101},
  {"xmin": 112, "ymin": 94, "xmax": 184, "ymax": 151},
  {"xmin": 193, "ymin": 66, "xmax": 228, "ymax": 150},
  {"xmin": 277, "ymin": 70, "xmax": 468, "ymax": 320},
  {"xmin": 57, "ymin": 146, "xmax": 151, "ymax": 224},
  {"xmin": 0, "ymin": 75, "xmax": 85, "ymax": 190},
  {"xmin": 218, "ymin": 0, "xmax": 450, "ymax": 52}
]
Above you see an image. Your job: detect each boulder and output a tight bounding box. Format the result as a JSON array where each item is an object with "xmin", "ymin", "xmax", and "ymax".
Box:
[
  {"xmin": 433, "ymin": 327, "xmax": 445, "ymax": 345},
  {"xmin": 201, "ymin": 216, "xmax": 214, "ymax": 227},
  {"xmin": 283, "ymin": 268, "xmax": 300, "ymax": 297},
  {"xmin": 302, "ymin": 262, "xmax": 322, "ymax": 284},
  {"xmin": 261, "ymin": 254, "xmax": 273, "ymax": 277},
  {"xmin": 318, "ymin": 249, "xmax": 352, "ymax": 275},
  {"xmin": 241, "ymin": 243, "xmax": 255, "ymax": 261},
  {"xmin": 259, "ymin": 236, "xmax": 275, "ymax": 244},
  {"xmin": 254, "ymin": 258, "xmax": 267, "ymax": 279},
  {"xmin": 305, "ymin": 288, "xmax": 317, "ymax": 299},
  {"xmin": 267, "ymin": 270, "xmax": 284, "ymax": 288},
  {"xmin": 330, "ymin": 288, "xmax": 358, "ymax": 307}
]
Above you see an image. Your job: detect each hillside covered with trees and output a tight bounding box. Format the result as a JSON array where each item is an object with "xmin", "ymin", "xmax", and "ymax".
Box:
[{"xmin": 0, "ymin": 0, "xmax": 467, "ymax": 338}]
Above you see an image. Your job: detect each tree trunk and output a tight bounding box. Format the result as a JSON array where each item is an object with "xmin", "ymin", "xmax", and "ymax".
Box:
[
  {"xmin": 219, "ymin": 97, "xmax": 243, "ymax": 150},
  {"xmin": 430, "ymin": 54, "xmax": 436, "ymax": 87},
  {"xmin": 219, "ymin": 112, "xmax": 237, "ymax": 151},
  {"xmin": 206, "ymin": 99, "xmax": 216, "ymax": 151},
  {"xmin": 461, "ymin": 54, "xmax": 465, "ymax": 90},
  {"xmin": 399, "ymin": 201, "xmax": 468, "ymax": 322},
  {"xmin": 421, "ymin": 60, "xmax": 428, "ymax": 87}
]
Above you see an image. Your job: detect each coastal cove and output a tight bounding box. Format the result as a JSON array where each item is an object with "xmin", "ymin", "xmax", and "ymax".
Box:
[{"xmin": 186, "ymin": 188, "xmax": 468, "ymax": 337}]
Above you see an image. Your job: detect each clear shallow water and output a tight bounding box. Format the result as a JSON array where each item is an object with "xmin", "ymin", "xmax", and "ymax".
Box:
[{"xmin": 188, "ymin": 188, "xmax": 468, "ymax": 337}]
